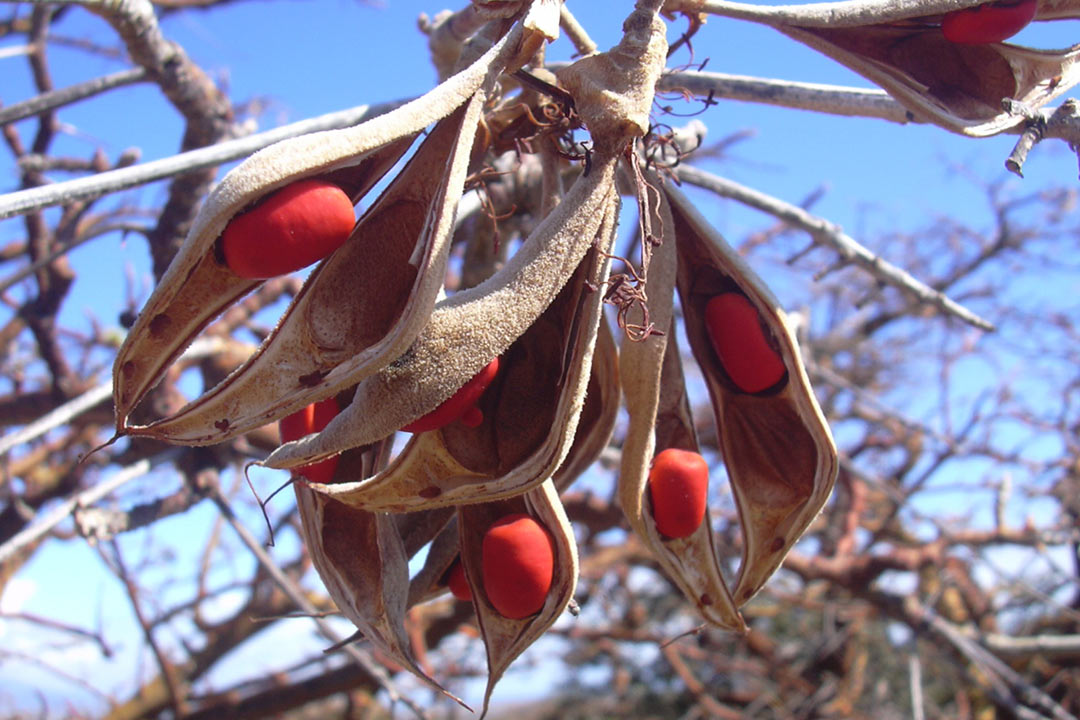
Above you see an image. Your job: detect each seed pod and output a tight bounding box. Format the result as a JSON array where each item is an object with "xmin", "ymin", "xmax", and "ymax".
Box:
[
  {"xmin": 481, "ymin": 513, "xmax": 555, "ymax": 619},
  {"xmin": 221, "ymin": 179, "xmax": 356, "ymax": 279},
  {"xmin": 942, "ymin": 0, "xmax": 1038, "ymax": 44},
  {"xmin": 617, "ymin": 182, "xmax": 744, "ymax": 631},
  {"xmin": 668, "ymin": 183, "xmax": 838, "ymax": 607},
  {"xmin": 293, "ymin": 238, "xmax": 616, "ymax": 513},
  {"xmin": 279, "ymin": 397, "xmax": 340, "ymax": 484},
  {"xmin": 112, "ymin": 22, "xmax": 526, "ymax": 435},
  {"xmin": 458, "ymin": 480, "xmax": 577, "ymax": 715},
  {"xmin": 648, "ymin": 449, "xmax": 709, "ymax": 540},
  {"xmin": 693, "ymin": 0, "xmax": 1080, "ymax": 136},
  {"xmin": 125, "ymin": 90, "xmax": 492, "ymax": 446},
  {"xmin": 293, "ymin": 439, "xmax": 464, "ymax": 706}
]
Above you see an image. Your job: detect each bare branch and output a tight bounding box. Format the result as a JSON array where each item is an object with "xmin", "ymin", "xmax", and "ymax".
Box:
[
  {"xmin": 0, "ymin": 99, "xmax": 403, "ymax": 220},
  {"xmin": 0, "ymin": 67, "xmax": 148, "ymax": 125}
]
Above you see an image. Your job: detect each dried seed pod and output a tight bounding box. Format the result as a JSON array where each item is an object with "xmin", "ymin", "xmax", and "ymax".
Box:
[
  {"xmin": 112, "ymin": 23, "xmax": 525, "ymax": 434},
  {"xmin": 783, "ymin": 24, "xmax": 1080, "ymax": 136},
  {"xmin": 688, "ymin": 0, "xmax": 1080, "ymax": 136},
  {"xmin": 458, "ymin": 480, "xmax": 577, "ymax": 715},
  {"xmin": 617, "ymin": 183, "xmax": 744, "ymax": 631},
  {"xmin": 125, "ymin": 91, "xmax": 491, "ymax": 445},
  {"xmin": 296, "ymin": 240, "xmax": 616, "ymax": 513},
  {"xmin": 667, "ymin": 184, "xmax": 838, "ymax": 607},
  {"xmin": 294, "ymin": 441, "xmax": 464, "ymax": 705}
]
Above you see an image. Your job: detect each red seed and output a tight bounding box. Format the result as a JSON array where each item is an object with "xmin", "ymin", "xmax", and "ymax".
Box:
[
  {"xmin": 648, "ymin": 448, "xmax": 709, "ymax": 539},
  {"xmin": 446, "ymin": 559, "xmax": 472, "ymax": 602},
  {"xmin": 221, "ymin": 179, "xmax": 355, "ymax": 279},
  {"xmin": 941, "ymin": 0, "xmax": 1037, "ymax": 44},
  {"xmin": 481, "ymin": 514, "xmax": 555, "ymax": 619},
  {"xmin": 278, "ymin": 397, "xmax": 339, "ymax": 484},
  {"xmin": 704, "ymin": 293, "xmax": 786, "ymax": 394},
  {"xmin": 402, "ymin": 357, "xmax": 500, "ymax": 433}
]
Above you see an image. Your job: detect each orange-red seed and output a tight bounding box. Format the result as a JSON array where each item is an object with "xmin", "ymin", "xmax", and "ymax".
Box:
[
  {"xmin": 481, "ymin": 513, "xmax": 555, "ymax": 619},
  {"xmin": 446, "ymin": 559, "xmax": 472, "ymax": 602},
  {"xmin": 402, "ymin": 357, "xmax": 500, "ymax": 433},
  {"xmin": 648, "ymin": 448, "xmax": 709, "ymax": 539},
  {"xmin": 278, "ymin": 397, "xmax": 340, "ymax": 484},
  {"xmin": 941, "ymin": 0, "xmax": 1037, "ymax": 44},
  {"xmin": 221, "ymin": 179, "xmax": 355, "ymax": 279},
  {"xmin": 704, "ymin": 293, "xmax": 786, "ymax": 394}
]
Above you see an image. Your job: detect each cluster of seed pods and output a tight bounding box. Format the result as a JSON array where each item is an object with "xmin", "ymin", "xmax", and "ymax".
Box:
[{"xmin": 106, "ymin": 0, "xmax": 1080, "ymax": 710}]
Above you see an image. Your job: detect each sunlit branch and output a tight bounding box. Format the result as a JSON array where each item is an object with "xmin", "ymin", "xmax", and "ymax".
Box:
[
  {"xmin": 660, "ymin": 70, "xmax": 913, "ymax": 123},
  {"xmin": 0, "ymin": 99, "xmax": 402, "ymax": 220}
]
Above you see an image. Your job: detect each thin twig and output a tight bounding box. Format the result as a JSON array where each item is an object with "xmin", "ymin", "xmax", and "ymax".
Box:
[
  {"xmin": 0, "ymin": 98, "xmax": 404, "ymax": 220},
  {"xmin": 981, "ymin": 632, "xmax": 1080, "ymax": 662},
  {"xmin": 559, "ymin": 4, "xmax": 597, "ymax": 56},
  {"xmin": 0, "ymin": 67, "xmax": 148, "ymax": 125},
  {"xmin": 0, "ymin": 220, "xmax": 151, "ymax": 295},
  {"xmin": 909, "ymin": 652, "xmax": 925, "ymax": 720},
  {"xmin": 0, "ymin": 382, "xmax": 112, "ymax": 457},
  {"xmin": 108, "ymin": 539, "xmax": 187, "ymax": 716},
  {"xmin": 675, "ymin": 164, "xmax": 995, "ymax": 331},
  {"xmin": 907, "ymin": 598, "xmax": 1078, "ymax": 720}
]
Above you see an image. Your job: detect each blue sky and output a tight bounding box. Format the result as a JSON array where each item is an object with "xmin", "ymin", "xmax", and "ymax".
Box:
[{"xmin": 2, "ymin": 0, "xmax": 1079, "ymax": 716}]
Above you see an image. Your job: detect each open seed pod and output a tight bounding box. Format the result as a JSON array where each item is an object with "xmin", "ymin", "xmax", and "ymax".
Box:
[
  {"xmin": 781, "ymin": 24, "xmax": 1080, "ymax": 136},
  {"xmin": 681, "ymin": 0, "xmax": 1080, "ymax": 136},
  {"xmin": 126, "ymin": 96, "xmax": 489, "ymax": 445},
  {"xmin": 294, "ymin": 441, "xmax": 466, "ymax": 706},
  {"xmin": 112, "ymin": 20, "xmax": 530, "ymax": 434},
  {"xmin": 666, "ymin": 184, "xmax": 838, "ymax": 607},
  {"xmin": 458, "ymin": 479, "xmax": 578, "ymax": 716},
  {"xmin": 298, "ymin": 240, "xmax": 615, "ymax": 513},
  {"xmin": 263, "ymin": 0, "xmax": 668, "ymax": 471},
  {"xmin": 617, "ymin": 184, "xmax": 745, "ymax": 632}
]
